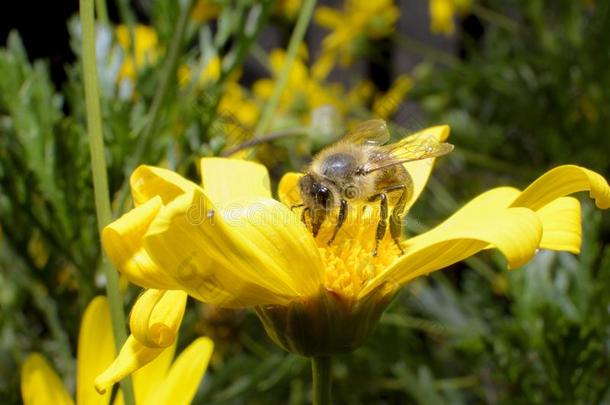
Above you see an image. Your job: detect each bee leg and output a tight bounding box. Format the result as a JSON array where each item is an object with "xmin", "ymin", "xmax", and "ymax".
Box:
[
  {"xmin": 389, "ymin": 185, "xmax": 408, "ymax": 255},
  {"xmin": 373, "ymin": 193, "xmax": 388, "ymax": 257},
  {"xmin": 311, "ymin": 208, "xmax": 327, "ymax": 238},
  {"xmin": 327, "ymin": 199, "xmax": 348, "ymax": 246},
  {"xmin": 301, "ymin": 207, "xmax": 310, "ymax": 226},
  {"xmin": 291, "ymin": 203, "xmax": 305, "ymax": 211}
]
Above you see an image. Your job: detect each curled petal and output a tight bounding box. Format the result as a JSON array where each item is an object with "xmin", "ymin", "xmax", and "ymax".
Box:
[
  {"xmin": 102, "ymin": 197, "xmax": 180, "ymax": 290},
  {"xmin": 278, "ymin": 172, "xmax": 303, "ymax": 207},
  {"xmin": 131, "ymin": 165, "xmax": 199, "ymax": 206},
  {"xmin": 144, "ymin": 189, "xmax": 324, "ymax": 308},
  {"xmin": 511, "ymin": 165, "xmax": 610, "ymax": 210},
  {"xmin": 77, "ymin": 297, "xmax": 115, "ymax": 405},
  {"xmin": 200, "ymin": 158, "xmax": 272, "ymax": 206},
  {"xmin": 401, "ymin": 125, "xmax": 451, "ymax": 211},
  {"xmin": 537, "ymin": 197, "xmax": 582, "ymax": 253},
  {"xmin": 130, "ymin": 289, "xmax": 187, "ymax": 348},
  {"xmin": 21, "ymin": 354, "xmax": 74, "ymax": 405},
  {"xmin": 362, "ymin": 207, "xmax": 542, "ymax": 296},
  {"xmin": 143, "ymin": 337, "xmax": 214, "ymax": 405},
  {"xmin": 94, "ymin": 336, "xmax": 165, "ymax": 394}
]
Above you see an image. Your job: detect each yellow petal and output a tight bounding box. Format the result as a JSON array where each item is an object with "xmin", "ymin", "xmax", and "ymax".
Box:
[
  {"xmin": 278, "ymin": 172, "xmax": 303, "ymax": 207},
  {"xmin": 144, "ymin": 189, "xmax": 323, "ymax": 308},
  {"xmin": 102, "ymin": 197, "xmax": 181, "ymax": 289},
  {"xmin": 314, "ymin": 7, "xmax": 343, "ymax": 29},
  {"xmin": 144, "ymin": 337, "xmax": 214, "ymax": 405},
  {"xmin": 362, "ymin": 207, "xmax": 542, "ymax": 296},
  {"xmin": 130, "ymin": 165, "xmax": 199, "ymax": 206},
  {"xmin": 510, "ymin": 165, "xmax": 610, "ymax": 210},
  {"xmin": 131, "ymin": 341, "xmax": 177, "ymax": 404},
  {"xmin": 536, "ymin": 197, "xmax": 582, "ymax": 254},
  {"xmin": 77, "ymin": 297, "xmax": 115, "ymax": 405},
  {"xmin": 21, "ymin": 354, "xmax": 74, "ymax": 405},
  {"xmin": 199, "ymin": 158, "xmax": 272, "ymax": 207},
  {"xmin": 401, "ymin": 125, "xmax": 451, "ymax": 211},
  {"xmin": 94, "ymin": 335, "xmax": 165, "ymax": 394},
  {"xmin": 130, "ymin": 289, "xmax": 187, "ymax": 348}
]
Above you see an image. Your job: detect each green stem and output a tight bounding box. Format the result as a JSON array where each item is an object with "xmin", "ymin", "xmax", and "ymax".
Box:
[
  {"xmin": 79, "ymin": 1, "xmax": 135, "ymax": 404},
  {"xmin": 95, "ymin": 0, "xmax": 109, "ymax": 25},
  {"xmin": 392, "ymin": 33, "xmax": 458, "ymax": 66},
  {"xmin": 311, "ymin": 356, "xmax": 332, "ymax": 405},
  {"xmin": 116, "ymin": 0, "xmax": 193, "ymax": 213},
  {"xmin": 472, "ymin": 4, "xmax": 520, "ymax": 32},
  {"xmin": 252, "ymin": 0, "xmax": 316, "ymax": 139}
]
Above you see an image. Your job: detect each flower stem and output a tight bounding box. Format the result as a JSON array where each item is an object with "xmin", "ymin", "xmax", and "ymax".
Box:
[
  {"xmin": 94, "ymin": 0, "xmax": 108, "ymax": 25},
  {"xmin": 79, "ymin": 0, "xmax": 135, "ymax": 404},
  {"xmin": 252, "ymin": 0, "xmax": 316, "ymax": 139},
  {"xmin": 311, "ymin": 356, "xmax": 332, "ymax": 405}
]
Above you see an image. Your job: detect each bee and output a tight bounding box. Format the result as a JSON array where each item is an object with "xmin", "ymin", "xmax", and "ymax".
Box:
[{"xmin": 295, "ymin": 119, "xmax": 454, "ymax": 256}]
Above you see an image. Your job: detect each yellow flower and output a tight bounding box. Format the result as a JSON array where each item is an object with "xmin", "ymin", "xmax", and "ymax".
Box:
[
  {"xmin": 274, "ymin": 0, "xmax": 302, "ymax": 20},
  {"xmin": 372, "ymin": 74, "xmax": 413, "ymax": 120},
  {"xmin": 116, "ymin": 25, "xmax": 159, "ymax": 82},
  {"xmin": 191, "ymin": 0, "xmax": 221, "ymax": 24},
  {"xmin": 177, "ymin": 56, "xmax": 221, "ymax": 88},
  {"xmin": 98, "ymin": 126, "xmax": 609, "ymax": 366},
  {"xmin": 429, "ymin": 0, "xmax": 473, "ymax": 36},
  {"xmin": 253, "ymin": 48, "xmax": 346, "ymax": 124},
  {"xmin": 315, "ymin": 0, "xmax": 400, "ymax": 67},
  {"xmin": 21, "ymin": 296, "xmax": 214, "ymax": 404}
]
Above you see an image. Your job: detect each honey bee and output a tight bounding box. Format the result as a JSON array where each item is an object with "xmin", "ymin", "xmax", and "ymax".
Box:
[{"xmin": 295, "ymin": 119, "xmax": 454, "ymax": 256}]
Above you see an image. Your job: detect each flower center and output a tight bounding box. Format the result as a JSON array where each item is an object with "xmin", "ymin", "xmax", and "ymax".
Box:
[{"xmin": 313, "ymin": 209, "xmax": 399, "ymax": 298}]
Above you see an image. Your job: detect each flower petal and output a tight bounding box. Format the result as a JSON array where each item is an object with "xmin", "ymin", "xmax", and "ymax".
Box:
[
  {"xmin": 144, "ymin": 189, "xmax": 324, "ymax": 308},
  {"xmin": 536, "ymin": 197, "xmax": 582, "ymax": 254},
  {"xmin": 130, "ymin": 165, "xmax": 199, "ymax": 206},
  {"xmin": 278, "ymin": 172, "xmax": 303, "ymax": 207},
  {"xmin": 199, "ymin": 158, "xmax": 272, "ymax": 206},
  {"xmin": 402, "ymin": 125, "xmax": 451, "ymax": 211},
  {"xmin": 143, "ymin": 337, "xmax": 214, "ymax": 405},
  {"xmin": 77, "ymin": 297, "xmax": 115, "ymax": 405},
  {"xmin": 21, "ymin": 354, "xmax": 74, "ymax": 405},
  {"xmin": 130, "ymin": 289, "xmax": 187, "ymax": 348},
  {"xmin": 102, "ymin": 196, "xmax": 181, "ymax": 289},
  {"xmin": 94, "ymin": 335, "xmax": 165, "ymax": 394},
  {"xmin": 510, "ymin": 165, "xmax": 610, "ymax": 210},
  {"xmin": 314, "ymin": 7, "xmax": 343, "ymax": 29},
  {"xmin": 131, "ymin": 342, "xmax": 177, "ymax": 404},
  {"xmin": 362, "ymin": 207, "xmax": 542, "ymax": 296}
]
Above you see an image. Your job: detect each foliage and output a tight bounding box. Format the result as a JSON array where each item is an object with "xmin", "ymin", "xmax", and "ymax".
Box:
[{"xmin": 0, "ymin": 0, "xmax": 608, "ymax": 403}]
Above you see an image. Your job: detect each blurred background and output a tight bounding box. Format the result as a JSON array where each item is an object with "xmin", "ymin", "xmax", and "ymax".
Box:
[{"xmin": 1, "ymin": 0, "xmax": 609, "ymax": 403}]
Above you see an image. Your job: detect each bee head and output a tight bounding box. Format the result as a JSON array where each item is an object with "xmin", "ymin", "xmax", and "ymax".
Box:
[{"xmin": 298, "ymin": 173, "xmax": 334, "ymax": 210}]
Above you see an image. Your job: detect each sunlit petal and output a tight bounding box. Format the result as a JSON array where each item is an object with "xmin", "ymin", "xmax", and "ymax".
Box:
[
  {"xmin": 362, "ymin": 207, "xmax": 542, "ymax": 296},
  {"xmin": 278, "ymin": 172, "xmax": 303, "ymax": 207},
  {"xmin": 536, "ymin": 197, "xmax": 582, "ymax": 253},
  {"xmin": 102, "ymin": 196, "xmax": 180, "ymax": 289},
  {"xmin": 199, "ymin": 157, "xmax": 272, "ymax": 206},
  {"xmin": 77, "ymin": 297, "xmax": 115, "ymax": 405},
  {"xmin": 130, "ymin": 289, "xmax": 187, "ymax": 348},
  {"xmin": 131, "ymin": 342, "xmax": 177, "ymax": 404},
  {"xmin": 21, "ymin": 354, "xmax": 74, "ymax": 405},
  {"xmin": 94, "ymin": 335, "xmax": 165, "ymax": 394},
  {"xmin": 402, "ymin": 125, "xmax": 451, "ymax": 211},
  {"xmin": 144, "ymin": 337, "xmax": 214, "ymax": 405},
  {"xmin": 130, "ymin": 165, "xmax": 199, "ymax": 206},
  {"xmin": 144, "ymin": 189, "xmax": 324, "ymax": 308},
  {"xmin": 510, "ymin": 165, "xmax": 610, "ymax": 210}
]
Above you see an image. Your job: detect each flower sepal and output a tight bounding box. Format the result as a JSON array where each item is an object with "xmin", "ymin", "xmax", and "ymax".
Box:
[{"xmin": 255, "ymin": 283, "xmax": 397, "ymax": 357}]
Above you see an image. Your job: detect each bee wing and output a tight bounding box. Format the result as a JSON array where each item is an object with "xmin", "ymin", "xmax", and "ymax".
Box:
[
  {"xmin": 341, "ymin": 119, "xmax": 391, "ymax": 145},
  {"xmin": 363, "ymin": 133, "xmax": 454, "ymax": 174}
]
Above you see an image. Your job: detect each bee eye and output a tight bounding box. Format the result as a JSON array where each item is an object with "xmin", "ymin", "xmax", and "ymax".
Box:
[{"xmin": 315, "ymin": 186, "xmax": 331, "ymax": 208}]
